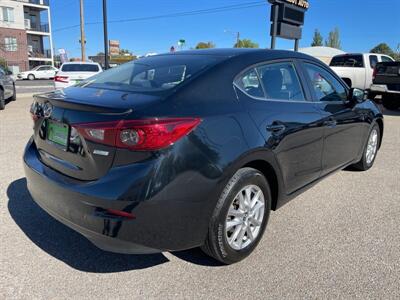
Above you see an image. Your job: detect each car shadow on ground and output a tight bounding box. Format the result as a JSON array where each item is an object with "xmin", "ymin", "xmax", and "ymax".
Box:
[
  {"xmin": 7, "ymin": 178, "xmax": 222, "ymax": 272},
  {"xmin": 1, "ymin": 99, "xmax": 12, "ymax": 108}
]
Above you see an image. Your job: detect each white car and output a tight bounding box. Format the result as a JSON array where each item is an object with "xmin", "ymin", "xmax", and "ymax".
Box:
[
  {"xmin": 329, "ymin": 53, "xmax": 394, "ymax": 91},
  {"xmin": 54, "ymin": 62, "xmax": 103, "ymax": 89},
  {"xmin": 17, "ymin": 65, "xmax": 58, "ymax": 80}
]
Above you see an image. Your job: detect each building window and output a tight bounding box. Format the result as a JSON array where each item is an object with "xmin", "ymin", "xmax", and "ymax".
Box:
[
  {"xmin": 4, "ymin": 37, "xmax": 17, "ymax": 51},
  {"xmin": 1, "ymin": 7, "xmax": 15, "ymax": 22}
]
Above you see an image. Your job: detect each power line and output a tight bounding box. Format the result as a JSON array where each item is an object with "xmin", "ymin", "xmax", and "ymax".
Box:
[{"xmin": 53, "ymin": 1, "xmax": 266, "ymax": 32}]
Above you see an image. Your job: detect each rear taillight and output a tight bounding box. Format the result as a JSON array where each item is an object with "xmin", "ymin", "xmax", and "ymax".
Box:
[
  {"xmin": 54, "ymin": 75, "xmax": 69, "ymax": 83},
  {"xmin": 72, "ymin": 118, "xmax": 201, "ymax": 151},
  {"xmin": 372, "ymin": 67, "xmax": 378, "ymax": 80}
]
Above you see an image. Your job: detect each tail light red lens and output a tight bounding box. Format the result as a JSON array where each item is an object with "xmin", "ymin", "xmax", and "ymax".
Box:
[
  {"xmin": 106, "ymin": 209, "xmax": 135, "ymax": 219},
  {"xmin": 372, "ymin": 67, "xmax": 377, "ymax": 80},
  {"xmin": 73, "ymin": 118, "xmax": 201, "ymax": 151},
  {"xmin": 54, "ymin": 75, "xmax": 69, "ymax": 83}
]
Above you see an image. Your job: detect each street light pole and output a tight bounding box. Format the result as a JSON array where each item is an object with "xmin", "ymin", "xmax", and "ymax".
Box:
[{"xmin": 102, "ymin": 0, "xmax": 109, "ymax": 70}]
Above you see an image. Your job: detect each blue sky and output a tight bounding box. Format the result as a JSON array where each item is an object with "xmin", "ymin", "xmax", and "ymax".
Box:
[{"xmin": 51, "ymin": 0, "xmax": 400, "ymax": 58}]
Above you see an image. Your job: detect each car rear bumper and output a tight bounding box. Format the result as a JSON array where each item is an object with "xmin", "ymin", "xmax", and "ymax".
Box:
[
  {"xmin": 23, "ymin": 139, "xmax": 215, "ymax": 253},
  {"xmin": 370, "ymin": 84, "xmax": 400, "ymax": 94},
  {"xmin": 54, "ymin": 81, "xmax": 71, "ymax": 90}
]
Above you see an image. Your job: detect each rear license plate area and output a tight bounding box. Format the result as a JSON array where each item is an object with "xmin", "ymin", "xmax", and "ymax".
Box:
[{"xmin": 46, "ymin": 120, "xmax": 69, "ymax": 149}]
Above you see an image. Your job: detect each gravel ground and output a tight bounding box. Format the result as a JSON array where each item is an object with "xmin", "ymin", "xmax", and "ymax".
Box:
[{"xmin": 0, "ymin": 95, "xmax": 399, "ymax": 299}]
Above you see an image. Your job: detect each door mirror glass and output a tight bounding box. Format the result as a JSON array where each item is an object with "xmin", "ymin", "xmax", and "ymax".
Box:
[{"xmin": 348, "ymin": 88, "xmax": 365, "ymax": 103}]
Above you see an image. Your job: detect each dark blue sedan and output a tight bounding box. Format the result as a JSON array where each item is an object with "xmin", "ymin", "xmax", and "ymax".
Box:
[{"xmin": 24, "ymin": 49, "xmax": 383, "ymax": 264}]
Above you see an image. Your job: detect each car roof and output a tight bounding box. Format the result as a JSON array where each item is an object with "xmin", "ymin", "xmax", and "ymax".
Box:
[
  {"xmin": 157, "ymin": 48, "xmax": 316, "ymax": 60},
  {"xmin": 61, "ymin": 61, "xmax": 100, "ymax": 65}
]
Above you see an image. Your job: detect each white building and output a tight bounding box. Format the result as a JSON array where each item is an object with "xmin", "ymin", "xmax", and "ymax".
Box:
[
  {"xmin": 299, "ymin": 46, "xmax": 346, "ymax": 65},
  {"xmin": 0, "ymin": 0, "xmax": 54, "ymax": 73}
]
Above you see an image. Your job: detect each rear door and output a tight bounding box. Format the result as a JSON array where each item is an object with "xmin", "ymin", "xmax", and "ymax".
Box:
[
  {"xmin": 301, "ymin": 62, "xmax": 366, "ymax": 175},
  {"xmin": 35, "ymin": 66, "xmax": 47, "ymax": 79},
  {"xmin": 41, "ymin": 66, "xmax": 54, "ymax": 78},
  {"xmin": 235, "ymin": 60, "xmax": 325, "ymax": 194}
]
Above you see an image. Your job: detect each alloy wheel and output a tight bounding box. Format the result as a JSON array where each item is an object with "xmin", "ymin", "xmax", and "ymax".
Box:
[
  {"xmin": 225, "ymin": 185, "xmax": 265, "ymax": 250},
  {"xmin": 366, "ymin": 129, "xmax": 378, "ymax": 165}
]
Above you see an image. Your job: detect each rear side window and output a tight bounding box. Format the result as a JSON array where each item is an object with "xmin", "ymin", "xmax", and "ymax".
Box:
[
  {"xmin": 381, "ymin": 56, "xmax": 394, "ymax": 62},
  {"xmin": 80, "ymin": 55, "xmax": 222, "ymax": 92},
  {"xmin": 369, "ymin": 55, "xmax": 378, "ymax": 69},
  {"xmin": 62, "ymin": 64, "xmax": 100, "ymax": 72},
  {"xmin": 304, "ymin": 63, "xmax": 347, "ymax": 102},
  {"xmin": 234, "ymin": 68, "xmax": 264, "ymax": 98},
  {"xmin": 256, "ymin": 62, "xmax": 305, "ymax": 101},
  {"xmin": 330, "ymin": 55, "xmax": 364, "ymax": 68}
]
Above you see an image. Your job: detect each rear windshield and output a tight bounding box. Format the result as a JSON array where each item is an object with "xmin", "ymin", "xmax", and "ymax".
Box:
[
  {"xmin": 61, "ymin": 64, "xmax": 100, "ymax": 72},
  {"xmin": 330, "ymin": 55, "xmax": 364, "ymax": 68},
  {"xmin": 78, "ymin": 54, "xmax": 223, "ymax": 92}
]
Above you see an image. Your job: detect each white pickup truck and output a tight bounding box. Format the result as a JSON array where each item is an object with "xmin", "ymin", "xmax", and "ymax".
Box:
[{"xmin": 329, "ymin": 53, "xmax": 394, "ymax": 93}]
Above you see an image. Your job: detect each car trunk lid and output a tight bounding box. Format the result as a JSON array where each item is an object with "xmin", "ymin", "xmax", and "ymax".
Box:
[{"xmin": 31, "ymin": 87, "xmax": 161, "ymax": 181}]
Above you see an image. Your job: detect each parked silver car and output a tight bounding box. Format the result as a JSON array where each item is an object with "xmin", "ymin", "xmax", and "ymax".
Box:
[{"xmin": 0, "ymin": 67, "xmax": 16, "ymax": 110}]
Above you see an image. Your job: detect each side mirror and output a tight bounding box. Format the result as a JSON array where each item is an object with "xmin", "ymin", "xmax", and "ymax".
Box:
[{"xmin": 348, "ymin": 88, "xmax": 365, "ymax": 103}]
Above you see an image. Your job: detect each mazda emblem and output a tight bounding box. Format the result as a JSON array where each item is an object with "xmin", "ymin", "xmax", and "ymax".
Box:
[{"xmin": 42, "ymin": 102, "xmax": 53, "ymax": 118}]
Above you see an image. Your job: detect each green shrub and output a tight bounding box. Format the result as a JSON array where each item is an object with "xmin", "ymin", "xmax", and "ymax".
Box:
[{"xmin": 0, "ymin": 58, "xmax": 9, "ymax": 71}]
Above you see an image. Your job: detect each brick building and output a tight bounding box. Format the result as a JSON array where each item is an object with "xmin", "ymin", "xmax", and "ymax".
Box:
[{"xmin": 0, "ymin": 0, "xmax": 53, "ymax": 74}]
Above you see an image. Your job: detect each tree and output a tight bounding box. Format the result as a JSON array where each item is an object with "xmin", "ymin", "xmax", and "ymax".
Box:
[
  {"xmin": 234, "ymin": 39, "xmax": 259, "ymax": 48},
  {"xmin": 370, "ymin": 43, "xmax": 400, "ymax": 61},
  {"xmin": 195, "ymin": 41, "xmax": 216, "ymax": 49},
  {"xmin": 370, "ymin": 43, "xmax": 394, "ymax": 56},
  {"xmin": 311, "ymin": 29, "xmax": 323, "ymax": 47},
  {"xmin": 119, "ymin": 48, "xmax": 132, "ymax": 55},
  {"xmin": 325, "ymin": 27, "xmax": 341, "ymax": 49},
  {"xmin": 0, "ymin": 57, "xmax": 8, "ymax": 71}
]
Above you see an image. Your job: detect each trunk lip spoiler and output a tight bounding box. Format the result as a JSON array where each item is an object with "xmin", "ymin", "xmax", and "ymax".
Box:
[{"xmin": 33, "ymin": 94, "xmax": 133, "ymax": 115}]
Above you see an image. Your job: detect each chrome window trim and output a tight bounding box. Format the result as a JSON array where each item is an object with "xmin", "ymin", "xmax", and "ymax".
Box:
[{"xmin": 233, "ymin": 82, "xmax": 314, "ymax": 104}]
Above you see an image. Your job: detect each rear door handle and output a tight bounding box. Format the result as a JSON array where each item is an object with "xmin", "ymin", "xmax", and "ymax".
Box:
[{"xmin": 266, "ymin": 124, "xmax": 286, "ymax": 133}]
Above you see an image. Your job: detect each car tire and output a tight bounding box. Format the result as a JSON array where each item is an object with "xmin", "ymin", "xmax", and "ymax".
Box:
[
  {"xmin": 201, "ymin": 167, "xmax": 271, "ymax": 264},
  {"xmin": 0, "ymin": 89, "xmax": 5, "ymax": 110},
  {"xmin": 382, "ymin": 95, "xmax": 399, "ymax": 110},
  {"xmin": 10, "ymin": 84, "xmax": 16, "ymax": 101},
  {"xmin": 351, "ymin": 124, "xmax": 380, "ymax": 171},
  {"xmin": 28, "ymin": 74, "xmax": 35, "ymax": 81}
]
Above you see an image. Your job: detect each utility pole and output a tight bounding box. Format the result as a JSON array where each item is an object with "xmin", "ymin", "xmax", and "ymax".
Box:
[
  {"xmin": 103, "ymin": 0, "xmax": 109, "ymax": 70},
  {"xmin": 236, "ymin": 32, "xmax": 240, "ymax": 48},
  {"xmin": 79, "ymin": 0, "xmax": 86, "ymax": 61}
]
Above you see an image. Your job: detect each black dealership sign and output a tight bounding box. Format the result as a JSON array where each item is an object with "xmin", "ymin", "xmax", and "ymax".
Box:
[{"xmin": 268, "ymin": 0, "xmax": 309, "ymax": 51}]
